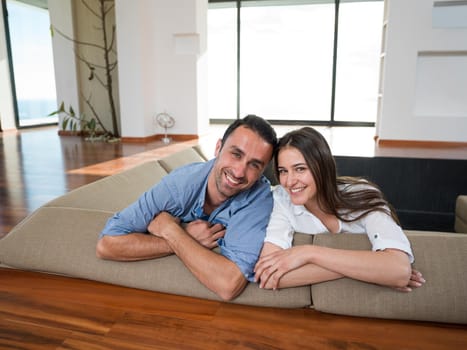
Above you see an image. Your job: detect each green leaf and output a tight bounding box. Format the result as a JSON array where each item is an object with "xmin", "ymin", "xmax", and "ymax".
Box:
[
  {"xmin": 69, "ymin": 106, "xmax": 75, "ymax": 117},
  {"xmin": 62, "ymin": 118, "xmax": 69, "ymax": 130},
  {"xmin": 59, "ymin": 101, "xmax": 65, "ymax": 113},
  {"xmin": 89, "ymin": 118, "xmax": 96, "ymax": 130}
]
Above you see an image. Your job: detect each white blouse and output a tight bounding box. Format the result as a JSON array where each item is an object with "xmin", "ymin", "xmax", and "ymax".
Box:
[{"xmin": 264, "ymin": 185, "xmax": 414, "ymax": 263}]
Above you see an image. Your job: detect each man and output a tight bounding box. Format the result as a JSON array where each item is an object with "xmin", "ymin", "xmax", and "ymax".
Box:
[{"xmin": 96, "ymin": 115, "xmax": 277, "ymax": 301}]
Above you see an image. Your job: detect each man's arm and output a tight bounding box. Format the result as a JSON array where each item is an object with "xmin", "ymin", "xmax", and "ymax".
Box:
[
  {"xmin": 96, "ymin": 219, "xmax": 226, "ymax": 261},
  {"xmin": 96, "ymin": 233, "xmax": 173, "ymax": 261},
  {"xmin": 149, "ymin": 212, "xmax": 247, "ymax": 301}
]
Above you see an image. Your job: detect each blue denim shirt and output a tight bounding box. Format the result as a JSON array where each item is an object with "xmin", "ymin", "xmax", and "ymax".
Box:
[{"xmin": 100, "ymin": 159, "xmax": 273, "ymax": 281}]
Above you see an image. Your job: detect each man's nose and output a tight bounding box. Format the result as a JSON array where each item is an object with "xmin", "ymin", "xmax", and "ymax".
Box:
[{"xmin": 232, "ymin": 161, "xmax": 247, "ymax": 178}]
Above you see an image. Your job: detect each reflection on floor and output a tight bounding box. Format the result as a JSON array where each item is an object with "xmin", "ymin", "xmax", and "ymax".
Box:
[{"xmin": 1, "ymin": 124, "xmax": 466, "ymax": 238}]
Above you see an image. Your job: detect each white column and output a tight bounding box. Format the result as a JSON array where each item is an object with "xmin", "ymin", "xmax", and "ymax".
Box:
[
  {"xmin": 0, "ymin": 1, "xmax": 16, "ymax": 130},
  {"xmin": 115, "ymin": 0, "xmax": 208, "ymax": 139},
  {"xmin": 48, "ymin": 0, "xmax": 80, "ymax": 128}
]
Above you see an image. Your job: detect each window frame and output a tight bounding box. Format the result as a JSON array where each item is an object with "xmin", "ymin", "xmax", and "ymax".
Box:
[{"xmin": 208, "ymin": 0, "xmax": 381, "ymax": 127}]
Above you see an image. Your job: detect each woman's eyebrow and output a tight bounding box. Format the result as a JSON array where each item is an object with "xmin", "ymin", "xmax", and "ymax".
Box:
[{"xmin": 278, "ymin": 162, "xmax": 307, "ymax": 168}]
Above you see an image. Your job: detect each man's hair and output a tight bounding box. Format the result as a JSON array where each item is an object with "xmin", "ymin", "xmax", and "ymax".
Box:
[{"xmin": 220, "ymin": 115, "xmax": 277, "ymax": 152}]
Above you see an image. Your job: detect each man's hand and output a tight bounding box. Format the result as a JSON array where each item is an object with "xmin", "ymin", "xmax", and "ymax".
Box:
[
  {"xmin": 147, "ymin": 212, "xmax": 246, "ymax": 301},
  {"xmin": 147, "ymin": 211, "xmax": 180, "ymax": 238},
  {"xmin": 184, "ymin": 220, "xmax": 226, "ymax": 249},
  {"xmin": 148, "ymin": 213, "xmax": 226, "ymax": 249}
]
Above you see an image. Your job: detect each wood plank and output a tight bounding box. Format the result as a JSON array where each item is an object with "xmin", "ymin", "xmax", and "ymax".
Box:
[
  {"xmin": 0, "ymin": 269, "xmax": 219, "ymax": 322},
  {"xmin": 58, "ymin": 332, "xmax": 156, "ymax": 350},
  {"xmin": 0, "ymin": 316, "xmax": 70, "ymax": 350},
  {"xmin": 214, "ymin": 303, "xmax": 467, "ymax": 350},
  {"xmin": 0, "ymin": 290, "xmax": 121, "ymax": 335},
  {"xmin": 1, "ymin": 269, "xmax": 467, "ymax": 349}
]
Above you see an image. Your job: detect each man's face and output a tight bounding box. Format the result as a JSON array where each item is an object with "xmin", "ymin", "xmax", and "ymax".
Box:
[{"xmin": 209, "ymin": 126, "xmax": 273, "ymax": 204}]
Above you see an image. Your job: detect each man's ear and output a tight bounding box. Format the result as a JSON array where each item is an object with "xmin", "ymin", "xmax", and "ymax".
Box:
[{"xmin": 214, "ymin": 139, "xmax": 222, "ymax": 157}]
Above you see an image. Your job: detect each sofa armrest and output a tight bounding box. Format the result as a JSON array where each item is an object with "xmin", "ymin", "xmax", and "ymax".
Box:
[
  {"xmin": 310, "ymin": 231, "xmax": 467, "ymax": 324},
  {"xmin": 455, "ymin": 195, "xmax": 467, "ymax": 233}
]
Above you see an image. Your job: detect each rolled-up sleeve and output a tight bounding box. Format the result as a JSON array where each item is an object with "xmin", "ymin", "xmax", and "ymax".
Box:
[
  {"xmin": 100, "ymin": 179, "xmax": 175, "ymax": 238},
  {"xmin": 218, "ymin": 184, "xmax": 273, "ymax": 282},
  {"xmin": 363, "ymin": 210, "xmax": 414, "ymax": 263}
]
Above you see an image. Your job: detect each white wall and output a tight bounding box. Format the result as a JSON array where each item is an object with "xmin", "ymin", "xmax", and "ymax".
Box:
[
  {"xmin": 115, "ymin": 0, "xmax": 209, "ymax": 139},
  {"xmin": 0, "ymin": 1, "xmax": 16, "ymax": 130},
  {"xmin": 73, "ymin": 0, "xmax": 119, "ymax": 136},
  {"xmin": 48, "ymin": 0, "xmax": 80, "ymax": 127},
  {"xmin": 377, "ymin": 0, "xmax": 467, "ymax": 143}
]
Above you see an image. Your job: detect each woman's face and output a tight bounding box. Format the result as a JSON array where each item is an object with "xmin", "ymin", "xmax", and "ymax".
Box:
[{"xmin": 277, "ymin": 146, "xmax": 317, "ymax": 207}]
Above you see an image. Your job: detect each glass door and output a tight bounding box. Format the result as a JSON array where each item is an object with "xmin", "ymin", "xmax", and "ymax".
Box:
[
  {"xmin": 239, "ymin": 1, "xmax": 335, "ymax": 122},
  {"xmin": 4, "ymin": 0, "xmax": 58, "ymax": 127},
  {"xmin": 208, "ymin": 0, "xmax": 384, "ymax": 126}
]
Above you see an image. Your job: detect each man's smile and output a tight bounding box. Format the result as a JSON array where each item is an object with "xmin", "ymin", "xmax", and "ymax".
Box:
[{"xmin": 224, "ymin": 170, "xmax": 244, "ymax": 187}]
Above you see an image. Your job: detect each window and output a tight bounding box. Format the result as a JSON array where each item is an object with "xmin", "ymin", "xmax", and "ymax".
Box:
[
  {"xmin": 4, "ymin": 0, "xmax": 58, "ymax": 127},
  {"xmin": 207, "ymin": 4, "xmax": 238, "ymax": 120},
  {"xmin": 208, "ymin": 0, "xmax": 383, "ymax": 126},
  {"xmin": 334, "ymin": 1, "xmax": 384, "ymax": 122}
]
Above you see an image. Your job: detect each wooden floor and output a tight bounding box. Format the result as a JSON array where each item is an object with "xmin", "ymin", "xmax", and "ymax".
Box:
[
  {"xmin": 2, "ymin": 268, "xmax": 467, "ymax": 350},
  {"xmin": 1, "ymin": 126, "xmax": 467, "ymax": 349},
  {"xmin": 0, "ymin": 127, "xmax": 202, "ymax": 238}
]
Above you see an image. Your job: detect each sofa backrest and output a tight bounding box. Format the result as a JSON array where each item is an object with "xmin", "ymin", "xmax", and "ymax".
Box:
[
  {"xmin": 455, "ymin": 195, "xmax": 467, "ymax": 233},
  {"xmin": 44, "ymin": 146, "xmax": 209, "ymax": 213}
]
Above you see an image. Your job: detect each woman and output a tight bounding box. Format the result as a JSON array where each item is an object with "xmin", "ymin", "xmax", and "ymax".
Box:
[{"xmin": 254, "ymin": 127, "xmax": 425, "ymax": 291}]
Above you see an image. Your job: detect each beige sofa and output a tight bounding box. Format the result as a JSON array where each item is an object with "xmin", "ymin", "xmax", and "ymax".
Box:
[{"xmin": 1, "ymin": 146, "xmax": 466, "ymax": 324}]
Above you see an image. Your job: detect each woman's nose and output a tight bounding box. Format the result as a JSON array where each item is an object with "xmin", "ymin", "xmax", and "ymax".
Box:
[{"xmin": 283, "ymin": 172, "xmax": 296, "ymax": 187}]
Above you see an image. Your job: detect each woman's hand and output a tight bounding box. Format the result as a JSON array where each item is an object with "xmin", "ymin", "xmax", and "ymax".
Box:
[
  {"xmin": 393, "ymin": 268, "xmax": 426, "ymax": 292},
  {"xmin": 254, "ymin": 245, "xmax": 312, "ymax": 290}
]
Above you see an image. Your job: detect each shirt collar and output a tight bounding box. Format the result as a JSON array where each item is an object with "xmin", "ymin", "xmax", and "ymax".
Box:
[
  {"xmin": 194, "ymin": 159, "xmax": 235, "ymax": 220},
  {"xmin": 293, "ymin": 204, "xmax": 308, "ymax": 216}
]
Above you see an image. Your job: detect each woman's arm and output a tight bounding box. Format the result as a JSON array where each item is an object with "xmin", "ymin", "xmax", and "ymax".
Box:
[
  {"xmin": 255, "ymin": 242, "xmax": 343, "ymax": 289},
  {"xmin": 255, "ymin": 243, "xmax": 412, "ymax": 290}
]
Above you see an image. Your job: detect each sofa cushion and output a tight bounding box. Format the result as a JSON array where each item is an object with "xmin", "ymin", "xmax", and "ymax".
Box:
[
  {"xmin": 158, "ymin": 147, "xmax": 207, "ymax": 172},
  {"xmin": 46, "ymin": 161, "xmax": 168, "ymax": 212},
  {"xmin": 0, "ymin": 206, "xmax": 311, "ymax": 308},
  {"xmin": 0, "ymin": 207, "xmax": 112, "ymax": 272},
  {"xmin": 311, "ymin": 231, "xmax": 467, "ymax": 324}
]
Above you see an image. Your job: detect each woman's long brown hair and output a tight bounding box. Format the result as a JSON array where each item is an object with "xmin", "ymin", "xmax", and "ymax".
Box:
[{"xmin": 274, "ymin": 127, "xmax": 400, "ymax": 225}]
